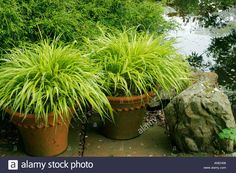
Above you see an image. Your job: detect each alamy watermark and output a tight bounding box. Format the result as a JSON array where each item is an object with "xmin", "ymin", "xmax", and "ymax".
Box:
[
  {"xmin": 138, "ymin": 118, "xmax": 157, "ymax": 134},
  {"xmin": 7, "ymin": 160, "xmax": 93, "ymax": 171},
  {"xmin": 8, "ymin": 160, "xmax": 18, "ymax": 170}
]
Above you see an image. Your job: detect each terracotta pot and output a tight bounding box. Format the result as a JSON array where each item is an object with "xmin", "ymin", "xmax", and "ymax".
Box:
[
  {"xmin": 7, "ymin": 110, "xmax": 72, "ymax": 156},
  {"xmin": 102, "ymin": 93, "xmax": 152, "ymax": 139}
]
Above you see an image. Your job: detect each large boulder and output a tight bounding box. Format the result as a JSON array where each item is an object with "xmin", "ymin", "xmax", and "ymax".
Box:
[{"xmin": 164, "ymin": 72, "xmax": 236, "ymax": 152}]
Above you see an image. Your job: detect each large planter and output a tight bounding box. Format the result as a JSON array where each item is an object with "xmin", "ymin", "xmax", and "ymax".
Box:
[
  {"xmin": 102, "ymin": 93, "xmax": 151, "ymax": 139},
  {"xmin": 7, "ymin": 110, "xmax": 72, "ymax": 156}
]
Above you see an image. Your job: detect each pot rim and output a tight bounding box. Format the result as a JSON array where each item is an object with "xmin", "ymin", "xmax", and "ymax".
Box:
[
  {"xmin": 106, "ymin": 92, "xmax": 155, "ymax": 103},
  {"xmin": 5, "ymin": 107, "xmax": 74, "ymax": 119}
]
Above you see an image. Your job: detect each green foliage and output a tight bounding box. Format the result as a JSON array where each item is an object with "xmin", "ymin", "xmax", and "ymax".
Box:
[
  {"xmin": 86, "ymin": 29, "xmax": 191, "ymax": 97},
  {"xmin": 218, "ymin": 128, "xmax": 236, "ymax": 146},
  {"xmin": 0, "ymin": 0, "xmax": 83, "ymax": 53},
  {"xmin": 0, "ymin": 0, "xmax": 172, "ymax": 54},
  {"xmin": 77, "ymin": 0, "xmax": 172, "ymax": 33},
  {"xmin": 0, "ymin": 40, "xmax": 112, "ymax": 124}
]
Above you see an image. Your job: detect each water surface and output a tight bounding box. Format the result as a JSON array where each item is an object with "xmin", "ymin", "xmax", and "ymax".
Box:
[{"xmin": 165, "ymin": 0, "xmax": 236, "ymax": 115}]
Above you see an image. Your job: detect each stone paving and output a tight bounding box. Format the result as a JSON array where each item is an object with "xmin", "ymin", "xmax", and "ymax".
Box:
[
  {"xmin": 83, "ymin": 125, "xmax": 171, "ymax": 157},
  {"xmin": 0, "ymin": 110, "xmax": 172, "ymax": 157}
]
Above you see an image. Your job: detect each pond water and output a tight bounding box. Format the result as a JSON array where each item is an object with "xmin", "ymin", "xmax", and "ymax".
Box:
[{"xmin": 165, "ymin": 0, "xmax": 236, "ymax": 116}]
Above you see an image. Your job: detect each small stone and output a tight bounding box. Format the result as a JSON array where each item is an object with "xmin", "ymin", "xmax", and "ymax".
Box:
[
  {"xmin": 67, "ymin": 146, "xmax": 72, "ymax": 151},
  {"xmin": 172, "ymin": 146, "xmax": 177, "ymax": 151},
  {"xmin": 93, "ymin": 122, "xmax": 98, "ymax": 128},
  {"xmin": 12, "ymin": 145, "xmax": 17, "ymax": 152}
]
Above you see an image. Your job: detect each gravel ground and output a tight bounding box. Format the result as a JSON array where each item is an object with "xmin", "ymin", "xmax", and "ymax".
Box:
[
  {"xmin": 0, "ymin": 117, "xmax": 20, "ymax": 156},
  {"xmin": 145, "ymin": 109, "xmax": 166, "ymax": 128}
]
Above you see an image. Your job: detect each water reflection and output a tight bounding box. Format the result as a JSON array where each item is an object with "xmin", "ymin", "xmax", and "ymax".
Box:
[
  {"xmin": 166, "ymin": 0, "xmax": 236, "ymax": 115},
  {"xmin": 188, "ymin": 29, "xmax": 236, "ymax": 89},
  {"xmin": 167, "ymin": 0, "xmax": 236, "ymax": 28},
  {"xmin": 208, "ymin": 29, "xmax": 236, "ymax": 114},
  {"xmin": 209, "ymin": 29, "xmax": 236, "ymax": 88},
  {"xmin": 188, "ymin": 52, "xmax": 210, "ymax": 70}
]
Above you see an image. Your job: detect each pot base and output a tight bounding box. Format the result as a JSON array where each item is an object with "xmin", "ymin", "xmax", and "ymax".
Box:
[
  {"xmin": 8, "ymin": 110, "xmax": 72, "ymax": 156},
  {"xmin": 18, "ymin": 124, "xmax": 70, "ymax": 156},
  {"xmin": 102, "ymin": 105, "xmax": 146, "ymax": 140}
]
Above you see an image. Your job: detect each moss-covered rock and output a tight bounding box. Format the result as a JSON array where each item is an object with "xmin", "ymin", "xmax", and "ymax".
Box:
[{"xmin": 165, "ymin": 72, "xmax": 236, "ymax": 153}]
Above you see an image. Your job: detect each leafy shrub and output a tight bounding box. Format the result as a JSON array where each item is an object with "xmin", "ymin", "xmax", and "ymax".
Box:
[
  {"xmin": 218, "ymin": 128, "xmax": 236, "ymax": 146},
  {"xmin": 0, "ymin": 0, "xmax": 172, "ymax": 54},
  {"xmin": 77, "ymin": 0, "xmax": 171, "ymax": 33},
  {"xmin": 0, "ymin": 40, "xmax": 112, "ymax": 124},
  {"xmin": 0, "ymin": 0, "xmax": 83, "ymax": 53},
  {"xmin": 86, "ymin": 29, "xmax": 191, "ymax": 96}
]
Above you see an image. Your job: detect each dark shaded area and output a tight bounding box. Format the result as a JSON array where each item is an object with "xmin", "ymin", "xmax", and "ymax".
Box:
[{"xmin": 0, "ymin": 115, "xmax": 21, "ymax": 156}]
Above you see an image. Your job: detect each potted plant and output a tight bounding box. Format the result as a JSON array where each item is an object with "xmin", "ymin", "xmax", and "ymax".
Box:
[
  {"xmin": 87, "ymin": 29, "xmax": 191, "ymax": 139},
  {"xmin": 0, "ymin": 40, "xmax": 112, "ymax": 156}
]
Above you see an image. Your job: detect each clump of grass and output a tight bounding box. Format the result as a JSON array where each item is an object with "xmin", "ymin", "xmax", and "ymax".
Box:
[
  {"xmin": 86, "ymin": 29, "xmax": 191, "ymax": 97},
  {"xmin": 0, "ymin": 40, "xmax": 112, "ymax": 124}
]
